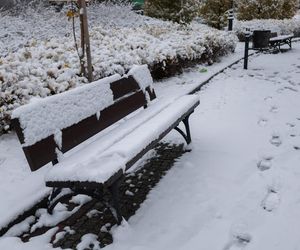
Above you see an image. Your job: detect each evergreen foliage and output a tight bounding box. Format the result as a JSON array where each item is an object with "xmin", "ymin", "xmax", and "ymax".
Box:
[
  {"xmin": 144, "ymin": 0, "xmax": 201, "ymax": 24},
  {"xmin": 237, "ymin": 0, "xmax": 298, "ymax": 20},
  {"xmin": 198, "ymin": 0, "xmax": 233, "ymax": 29}
]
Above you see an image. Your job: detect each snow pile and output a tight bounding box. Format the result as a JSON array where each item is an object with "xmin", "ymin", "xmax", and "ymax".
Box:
[
  {"xmin": 12, "ymin": 74, "xmax": 118, "ymax": 146},
  {"xmin": 0, "ymin": 3, "xmax": 237, "ymax": 135},
  {"xmin": 234, "ymin": 18, "xmax": 300, "ymax": 41},
  {"xmin": 127, "ymin": 65, "xmax": 153, "ymax": 91}
]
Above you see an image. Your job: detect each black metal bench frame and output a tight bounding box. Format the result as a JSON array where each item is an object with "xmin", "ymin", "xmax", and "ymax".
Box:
[
  {"xmin": 269, "ymin": 36, "xmax": 293, "ymax": 51},
  {"xmin": 12, "ymin": 74, "xmax": 199, "ymax": 224}
]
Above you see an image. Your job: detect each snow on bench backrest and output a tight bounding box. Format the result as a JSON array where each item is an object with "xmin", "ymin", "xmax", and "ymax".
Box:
[
  {"xmin": 11, "ymin": 65, "xmax": 155, "ymax": 171},
  {"xmin": 12, "ymin": 75, "xmax": 118, "ymax": 147}
]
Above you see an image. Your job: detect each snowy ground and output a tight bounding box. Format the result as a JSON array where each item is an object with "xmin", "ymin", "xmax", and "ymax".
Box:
[
  {"xmin": 1, "ymin": 41, "xmax": 300, "ymax": 249},
  {"xmin": 106, "ymin": 43, "xmax": 300, "ymax": 250},
  {"xmin": 0, "ymin": 2, "xmax": 236, "ymax": 135}
]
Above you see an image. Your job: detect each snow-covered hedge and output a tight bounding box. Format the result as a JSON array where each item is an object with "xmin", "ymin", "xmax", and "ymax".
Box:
[
  {"xmin": 0, "ymin": 4, "xmax": 237, "ymax": 135},
  {"xmin": 234, "ymin": 18, "xmax": 300, "ymax": 41}
]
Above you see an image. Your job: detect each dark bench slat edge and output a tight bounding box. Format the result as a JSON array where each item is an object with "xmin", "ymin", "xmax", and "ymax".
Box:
[{"xmin": 110, "ymin": 76, "xmax": 140, "ymax": 100}]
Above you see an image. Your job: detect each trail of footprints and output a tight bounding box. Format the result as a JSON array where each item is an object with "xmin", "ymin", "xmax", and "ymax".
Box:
[
  {"xmin": 224, "ymin": 95, "xmax": 298, "ymax": 249},
  {"xmin": 256, "ymin": 96, "xmax": 300, "ymax": 214},
  {"xmin": 224, "ymin": 66, "xmax": 300, "ymax": 249}
]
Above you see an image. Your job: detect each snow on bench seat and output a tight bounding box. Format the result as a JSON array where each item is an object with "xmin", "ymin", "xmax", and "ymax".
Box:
[
  {"xmin": 45, "ymin": 94, "xmax": 199, "ymax": 184},
  {"xmin": 269, "ymin": 34, "xmax": 293, "ymax": 42}
]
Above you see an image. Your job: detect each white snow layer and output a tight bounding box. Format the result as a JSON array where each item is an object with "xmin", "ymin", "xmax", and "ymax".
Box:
[
  {"xmin": 12, "ymin": 74, "xmax": 118, "ymax": 146},
  {"xmin": 127, "ymin": 65, "xmax": 153, "ymax": 91}
]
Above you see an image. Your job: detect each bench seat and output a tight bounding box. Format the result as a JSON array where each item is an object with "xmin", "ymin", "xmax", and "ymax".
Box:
[
  {"xmin": 45, "ymin": 94, "xmax": 199, "ymax": 186},
  {"xmin": 269, "ymin": 34, "xmax": 293, "ymax": 51},
  {"xmin": 269, "ymin": 34, "xmax": 293, "ymax": 42}
]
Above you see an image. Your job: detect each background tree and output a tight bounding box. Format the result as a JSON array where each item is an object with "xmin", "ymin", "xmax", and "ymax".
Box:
[
  {"xmin": 144, "ymin": 0, "xmax": 201, "ymax": 24},
  {"xmin": 198, "ymin": 0, "xmax": 232, "ymax": 29},
  {"xmin": 280, "ymin": 0, "xmax": 298, "ymax": 19},
  {"xmin": 237, "ymin": 0, "xmax": 298, "ymax": 20}
]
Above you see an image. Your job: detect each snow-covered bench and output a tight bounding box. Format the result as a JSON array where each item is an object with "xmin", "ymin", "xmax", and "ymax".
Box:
[
  {"xmin": 269, "ymin": 33, "xmax": 293, "ymax": 51},
  {"xmin": 11, "ymin": 65, "xmax": 199, "ymax": 224}
]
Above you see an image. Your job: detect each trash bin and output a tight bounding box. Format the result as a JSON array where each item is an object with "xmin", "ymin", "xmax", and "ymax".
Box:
[{"xmin": 253, "ymin": 30, "xmax": 271, "ymax": 49}]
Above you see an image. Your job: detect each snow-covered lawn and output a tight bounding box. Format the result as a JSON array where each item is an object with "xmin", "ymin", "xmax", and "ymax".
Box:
[
  {"xmin": 1, "ymin": 41, "xmax": 300, "ymax": 249},
  {"xmin": 0, "ymin": 3, "xmax": 236, "ymax": 135}
]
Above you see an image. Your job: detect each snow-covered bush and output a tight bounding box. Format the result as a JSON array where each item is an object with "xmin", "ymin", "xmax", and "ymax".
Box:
[
  {"xmin": 0, "ymin": 3, "xmax": 237, "ymax": 135},
  {"xmin": 234, "ymin": 18, "xmax": 300, "ymax": 41},
  {"xmin": 237, "ymin": 0, "xmax": 298, "ymax": 21}
]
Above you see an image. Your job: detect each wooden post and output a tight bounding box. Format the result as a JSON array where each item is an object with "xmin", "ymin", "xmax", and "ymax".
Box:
[{"xmin": 78, "ymin": 0, "xmax": 93, "ymax": 82}]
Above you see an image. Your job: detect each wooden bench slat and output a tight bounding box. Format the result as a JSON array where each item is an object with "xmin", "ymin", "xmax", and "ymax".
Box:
[{"xmin": 110, "ymin": 76, "xmax": 140, "ymax": 100}]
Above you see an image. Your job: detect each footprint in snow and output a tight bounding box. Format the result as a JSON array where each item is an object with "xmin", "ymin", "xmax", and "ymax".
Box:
[
  {"xmin": 223, "ymin": 230, "xmax": 252, "ymax": 250},
  {"xmin": 286, "ymin": 122, "xmax": 296, "ymax": 128},
  {"xmin": 277, "ymin": 87, "xmax": 298, "ymax": 93},
  {"xmin": 264, "ymin": 96, "xmax": 272, "ymax": 101},
  {"xmin": 262, "ymin": 189, "xmax": 280, "ymax": 212},
  {"xmin": 257, "ymin": 157, "xmax": 272, "ymax": 171},
  {"xmin": 270, "ymin": 106, "xmax": 279, "ymax": 113},
  {"xmin": 258, "ymin": 118, "xmax": 268, "ymax": 127},
  {"xmin": 293, "ymin": 145, "xmax": 300, "ymax": 151},
  {"xmin": 0, "ymin": 158, "xmax": 5, "ymax": 166},
  {"xmin": 270, "ymin": 134, "xmax": 282, "ymax": 147},
  {"xmin": 282, "ymin": 76, "xmax": 291, "ymax": 81}
]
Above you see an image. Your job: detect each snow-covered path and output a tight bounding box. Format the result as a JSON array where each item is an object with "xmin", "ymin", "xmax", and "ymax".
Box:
[{"xmin": 105, "ymin": 45, "xmax": 300, "ymax": 250}]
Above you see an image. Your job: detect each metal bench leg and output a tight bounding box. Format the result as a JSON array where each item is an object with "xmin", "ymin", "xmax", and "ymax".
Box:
[
  {"xmin": 47, "ymin": 192, "xmax": 74, "ymax": 214},
  {"xmin": 108, "ymin": 178, "xmax": 123, "ymax": 225},
  {"xmin": 183, "ymin": 115, "xmax": 192, "ymax": 144},
  {"xmin": 47, "ymin": 187, "xmax": 62, "ymax": 214},
  {"xmin": 174, "ymin": 113, "xmax": 192, "ymax": 144}
]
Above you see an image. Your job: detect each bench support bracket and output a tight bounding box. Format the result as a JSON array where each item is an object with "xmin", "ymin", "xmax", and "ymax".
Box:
[
  {"xmin": 174, "ymin": 113, "xmax": 192, "ymax": 144},
  {"xmin": 47, "ymin": 187, "xmax": 63, "ymax": 214}
]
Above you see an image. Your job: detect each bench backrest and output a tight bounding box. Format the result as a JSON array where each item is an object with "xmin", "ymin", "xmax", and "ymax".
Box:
[{"xmin": 12, "ymin": 66, "xmax": 156, "ymax": 171}]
